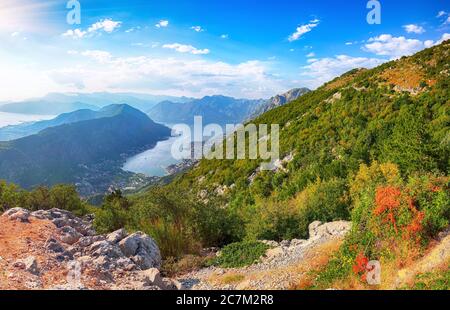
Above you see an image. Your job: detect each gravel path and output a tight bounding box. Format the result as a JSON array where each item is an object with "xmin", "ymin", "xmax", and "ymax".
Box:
[{"xmin": 178, "ymin": 221, "xmax": 351, "ymax": 290}]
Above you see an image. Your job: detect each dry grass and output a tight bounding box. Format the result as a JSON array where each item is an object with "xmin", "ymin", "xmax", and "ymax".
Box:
[
  {"xmin": 219, "ymin": 274, "xmax": 246, "ymax": 285},
  {"xmin": 380, "ymin": 62, "xmax": 435, "ymax": 90},
  {"xmin": 324, "ymin": 69, "xmax": 367, "ymax": 91}
]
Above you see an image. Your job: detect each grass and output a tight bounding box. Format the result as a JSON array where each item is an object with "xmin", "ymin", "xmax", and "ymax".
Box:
[
  {"xmin": 408, "ymin": 265, "xmax": 450, "ymax": 290},
  {"xmin": 220, "ymin": 274, "xmax": 246, "ymax": 285},
  {"xmin": 161, "ymin": 255, "xmax": 209, "ymax": 277}
]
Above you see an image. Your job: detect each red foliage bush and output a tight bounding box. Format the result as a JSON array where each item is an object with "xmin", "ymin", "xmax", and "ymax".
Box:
[{"xmin": 352, "ymin": 252, "xmax": 369, "ymax": 274}]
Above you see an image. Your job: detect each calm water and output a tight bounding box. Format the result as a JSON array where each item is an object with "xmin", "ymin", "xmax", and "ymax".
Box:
[
  {"xmin": 0, "ymin": 112, "xmax": 55, "ymax": 128},
  {"xmin": 122, "ymin": 136, "xmax": 181, "ymax": 177},
  {"xmin": 122, "ymin": 124, "xmax": 231, "ymax": 177}
]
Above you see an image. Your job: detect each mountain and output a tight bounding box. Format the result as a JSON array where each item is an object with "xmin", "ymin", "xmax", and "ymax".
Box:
[
  {"xmin": 250, "ymin": 87, "xmax": 310, "ymax": 118},
  {"xmin": 148, "ymin": 95, "xmax": 265, "ymax": 125},
  {"xmin": 0, "ymin": 92, "xmax": 192, "ymax": 115},
  {"xmin": 0, "ymin": 104, "xmax": 150, "ymax": 141},
  {"xmin": 127, "ymin": 40, "xmax": 450, "ymax": 261},
  {"xmin": 0, "ymin": 100, "xmax": 98, "ymax": 116},
  {"xmin": 0, "ymin": 104, "xmax": 171, "ymax": 192}
]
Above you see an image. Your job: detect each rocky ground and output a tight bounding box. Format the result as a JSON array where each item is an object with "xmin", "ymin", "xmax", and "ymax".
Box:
[
  {"xmin": 178, "ymin": 221, "xmax": 352, "ymax": 290},
  {"xmin": 1, "ymin": 208, "xmax": 447, "ymax": 290},
  {"xmin": 0, "ymin": 208, "xmax": 182, "ymax": 290}
]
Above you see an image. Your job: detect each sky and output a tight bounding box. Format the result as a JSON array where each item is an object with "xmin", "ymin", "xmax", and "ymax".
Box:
[{"xmin": 0, "ymin": 0, "xmax": 449, "ymax": 101}]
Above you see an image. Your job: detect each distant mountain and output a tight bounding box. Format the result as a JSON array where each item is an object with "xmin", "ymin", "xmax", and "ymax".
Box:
[
  {"xmin": 148, "ymin": 95, "xmax": 265, "ymax": 125},
  {"xmin": 0, "ymin": 104, "xmax": 171, "ymax": 192},
  {"xmin": 0, "ymin": 92, "xmax": 193, "ymax": 115},
  {"xmin": 0, "ymin": 104, "xmax": 146, "ymax": 141},
  {"xmin": 250, "ymin": 88, "xmax": 310, "ymax": 118},
  {"xmin": 0, "ymin": 100, "xmax": 98, "ymax": 116}
]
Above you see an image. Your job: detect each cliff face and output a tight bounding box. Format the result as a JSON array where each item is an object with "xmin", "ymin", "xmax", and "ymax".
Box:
[{"xmin": 249, "ymin": 87, "xmax": 311, "ymax": 118}]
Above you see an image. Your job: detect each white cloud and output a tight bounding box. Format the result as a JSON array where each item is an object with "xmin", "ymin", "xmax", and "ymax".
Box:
[
  {"xmin": 220, "ymin": 34, "xmax": 229, "ymax": 39},
  {"xmin": 191, "ymin": 26, "xmax": 204, "ymax": 32},
  {"xmin": 62, "ymin": 28, "xmax": 87, "ymax": 39},
  {"xmin": 306, "ymin": 52, "xmax": 315, "ymax": 58},
  {"xmin": 300, "ymin": 54, "xmax": 385, "ymax": 88},
  {"xmin": 80, "ymin": 50, "xmax": 113, "ymax": 63},
  {"xmin": 288, "ymin": 19, "xmax": 320, "ymax": 42},
  {"xmin": 436, "ymin": 33, "xmax": 450, "ymax": 45},
  {"xmin": 364, "ymin": 34, "xmax": 426, "ymax": 58},
  {"xmin": 10, "ymin": 31, "xmax": 20, "ymax": 37},
  {"xmin": 125, "ymin": 26, "xmax": 140, "ymax": 33},
  {"xmin": 403, "ymin": 24, "xmax": 425, "ymax": 34},
  {"xmin": 436, "ymin": 11, "xmax": 450, "ymax": 25},
  {"xmin": 47, "ymin": 52, "xmax": 290, "ymax": 99},
  {"xmin": 62, "ymin": 19, "xmax": 121, "ymax": 38},
  {"xmin": 424, "ymin": 40, "xmax": 434, "ymax": 48},
  {"xmin": 88, "ymin": 19, "xmax": 121, "ymax": 33},
  {"xmin": 162, "ymin": 43, "xmax": 210, "ymax": 55},
  {"xmin": 155, "ymin": 20, "xmax": 169, "ymax": 28}
]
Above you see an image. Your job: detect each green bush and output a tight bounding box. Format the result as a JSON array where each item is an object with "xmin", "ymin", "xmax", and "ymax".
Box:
[
  {"xmin": 210, "ymin": 241, "xmax": 270, "ymax": 268},
  {"xmin": 93, "ymin": 190, "xmax": 134, "ymax": 234},
  {"xmin": 0, "ymin": 181, "xmax": 89, "ymax": 216},
  {"xmin": 246, "ymin": 178, "xmax": 350, "ymax": 241}
]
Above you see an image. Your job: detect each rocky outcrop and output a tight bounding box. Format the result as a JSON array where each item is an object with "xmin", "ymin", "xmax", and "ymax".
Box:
[
  {"xmin": 250, "ymin": 87, "xmax": 310, "ymax": 118},
  {"xmin": 1, "ymin": 208, "xmax": 176, "ymax": 290},
  {"xmin": 259, "ymin": 220, "xmax": 352, "ymax": 267}
]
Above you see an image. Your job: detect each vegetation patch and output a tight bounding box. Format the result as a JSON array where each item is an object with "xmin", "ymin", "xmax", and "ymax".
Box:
[
  {"xmin": 408, "ymin": 265, "xmax": 450, "ymax": 290},
  {"xmin": 219, "ymin": 274, "xmax": 246, "ymax": 285},
  {"xmin": 209, "ymin": 241, "xmax": 270, "ymax": 268}
]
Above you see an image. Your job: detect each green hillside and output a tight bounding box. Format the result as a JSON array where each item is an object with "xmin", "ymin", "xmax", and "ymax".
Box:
[{"xmin": 124, "ymin": 40, "xmax": 449, "ymax": 258}]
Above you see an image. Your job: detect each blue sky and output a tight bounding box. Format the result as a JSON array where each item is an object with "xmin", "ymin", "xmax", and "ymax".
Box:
[{"xmin": 0, "ymin": 0, "xmax": 449, "ymax": 101}]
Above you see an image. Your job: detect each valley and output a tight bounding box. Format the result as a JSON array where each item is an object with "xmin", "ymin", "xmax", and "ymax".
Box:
[{"xmin": 0, "ymin": 32, "xmax": 448, "ymax": 293}]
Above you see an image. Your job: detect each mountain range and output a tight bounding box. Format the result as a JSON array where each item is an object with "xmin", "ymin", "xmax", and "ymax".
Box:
[
  {"xmin": 148, "ymin": 95, "xmax": 265, "ymax": 125},
  {"xmin": 0, "ymin": 104, "xmax": 170, "ymax": 192},
  {"xmin": 0, "ymin": 92, "xmax": 192, "ymax": 116},
  {"xmin": 147, "ymin": 89, "xmax": 310, "ymax": 125},
  {"xmin": 249, "ymin": 87, "xmax": 311, "ymax": 118},
  {"xmin": 0, "ymin": 105, "xmax": 144, "ymax": 141}
]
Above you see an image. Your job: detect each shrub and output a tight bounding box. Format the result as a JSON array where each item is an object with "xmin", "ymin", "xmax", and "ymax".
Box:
[
  {"xmin": 161, "ymin": 255, "xmax": 208, "ymax": 277},
  {"xmin": 93, "ymin": 190, "xmax": 131, "ymax": 234},
  {"xmin": 0, "ymin": 181, "xmax": 89, "ymax": 216},
  {"xmin": 0, "ymin": 181, "xmax": 26, "ymax": 212},
  {"xmin": 311, "ymin": 163, "xmax": 449, "ymax": 288},
  {"xmin": 210, "ymin": 241, "xmax": 270, "ymax": 268},
  {"xmin": 245, "ymin": 178, "xmax": 350, "ymax": 241}
]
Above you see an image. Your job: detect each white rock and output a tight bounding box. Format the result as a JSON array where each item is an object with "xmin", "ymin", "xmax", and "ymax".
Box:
[
  {"xmin": 3, "ymin": 208, "xmax": 30, "ymax": 222},
  {"xmin": 119, "ymin": 232, "xmax": 162, "ymax": 270},
  {"xmin": 107, "ymin": 229, "xmax": 127, "ymax": 244},
  {"xmin": 59, "ymin": 226, "xmax": 83, "ymax": 245}
]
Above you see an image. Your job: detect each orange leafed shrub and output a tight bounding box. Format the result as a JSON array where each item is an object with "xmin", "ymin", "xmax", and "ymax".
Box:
[
  {"xmin": 352, "ymin": 252, "xmax": 369, "ymax": 274},
  {"xmin": 374, "ymin": 185, "xmax": 426, "ymax": 241},
  {"xmin": 374, "ymin": 186, "xmax": 402, "ymax": 232}
]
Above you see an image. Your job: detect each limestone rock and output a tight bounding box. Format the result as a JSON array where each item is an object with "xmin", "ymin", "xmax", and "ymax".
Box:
[
  {"xmin": 119, "ymin": 232, "xmax": 162, "ymax": 270},
  {"xmin": 3, "ymin": 208, "xmax": 30, "ymax": 222},
  {"xmin": 107, "ymin": 229, "xmax": 127, "ymax": 244},
  {"xmin": 15, "ymin": 256, "xmax": 40, "ymax": 275},
  {"xmin": 59, "ymin": 226, "xmax": 83, "ymax": 245}
]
